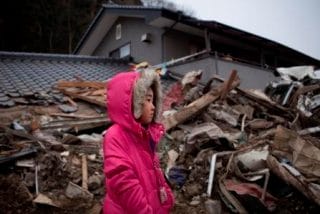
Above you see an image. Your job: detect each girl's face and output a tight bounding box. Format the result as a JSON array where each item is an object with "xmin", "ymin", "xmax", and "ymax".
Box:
[{"xmin": 139, "ymin": 88, "xmax": 155, "ymax": 125}]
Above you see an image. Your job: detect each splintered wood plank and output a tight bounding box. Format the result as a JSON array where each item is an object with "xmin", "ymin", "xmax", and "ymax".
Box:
[
  {"xmin": 40, "ymin": 116, "xmax": 110, "ymax": 130},
  {"xmin": 90, "ymin": 89, "xmax": 106, "ymax": 96},
  {"xmin": 57, "ymin": 81, "xmax": 106, "ymax": 89},
  {"xmin": 60, "ymin": 89, "xmax": 105, "ymax": 107},
  {"xmin": 56, "ymin": 80, "xmax": 107, "ymax": 107}
]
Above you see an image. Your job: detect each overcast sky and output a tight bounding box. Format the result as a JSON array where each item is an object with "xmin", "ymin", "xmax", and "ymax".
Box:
[{"xmin": 171, "ymin": 0, "xmax": 320, "ymax": 60}]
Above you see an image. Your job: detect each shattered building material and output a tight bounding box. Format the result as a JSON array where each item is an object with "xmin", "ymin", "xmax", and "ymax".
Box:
[
  {"xmin": 267, "ymin": 155, "xmax": 320, "ymax": 205},
  {"xmin": 0, "ymin": 146, "xmax": 37, "ymax": 165},
  {"xmin": 207, "ymin": 151, "xmax": 233, "ymax": 197},
  {"xmin": 218, "ymin": 173, "xmax": 248, "ymax": 213},
  {"xmin": 65, "ymin": 181, "xmax": 93, "ymax": 201},
  {"xmin": 56, "ymin": 80, "xmax": 106, "ymax": 107},
  {"xmin": 265, "ymin": 65, "xmax": 320, "ymax": 126},
  {"xmin": 162, "ymin": 70, "xmax": 202, "ymax": 112},
  {"xmin": 40, "ymin": 116, "xmax": 110, "ymax": 131},
  {"xmin": 1, "ymin": 60, "xmax": 320, "ymax": 213},
  {"xmin": 272, "ymin": 125, "xmax": 320, "ymax": 178},
  {"xmin": 57, "ymin": 81, "xmax": 106, "ymax": 89},
  {"xmin": 298, "ymin": 126, "xmax": 320, "ymax": 135},
  {"xmin": 207, "ymin": 103, "xmax": 240, "ymax": 127},
  {"xmin": 163, "ymin": 70, "xmax": 240, "ymax": 130},
  {"xmin": 224, "ymin": 179, "xmax": 277, "ymax": 211},
  {"xmin": 58, "ymin": 87, "xmax": 106, "ymax": 107},
  {"xmin": 33, "ymin": 193, "xmax": 60, "ymax": 208}
]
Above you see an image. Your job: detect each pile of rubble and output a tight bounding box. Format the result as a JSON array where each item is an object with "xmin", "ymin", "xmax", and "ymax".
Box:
[
  {"xmin": 160, "ymin": 68, "xmax": 320, "ymax": 213},
  {"xmin": 0, "ymin": 67, "xmax": 319, "ymax": 213},
  {"xmin": 0, "ymin": 81, "xmax": 108, "ymax": 213}
]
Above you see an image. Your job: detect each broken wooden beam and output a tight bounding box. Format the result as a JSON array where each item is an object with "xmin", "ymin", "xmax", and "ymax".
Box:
[
  {"xmin": 220, "ymin": 69, "xmax": 237, "ymax": 100},
  {"xmin": 59, "ymin": 89, "xmax": 105, "ymax": 107},
  {"xmin": 48, "ymin": 112, "xmax": 106, "ymax": 119},
  {"xmin": 40, "ymin": 116, "xmax": 111, "ymax": 130},
  {"xmin": 56, "ymin": 81, "xmax": 106, "ymax": 89}
]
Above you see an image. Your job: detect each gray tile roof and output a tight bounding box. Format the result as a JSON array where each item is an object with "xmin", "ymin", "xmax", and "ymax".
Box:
[
  {"xmin": 103, "ymin": 4, "xmax": 163, "ymax": 10},
  {"xmin": 0, "ymin": 51, "xmax": 130, "ymax": 107},
  {"xmin": 0, "ymin": 51, "xmax": 176, "ymax": 108}
]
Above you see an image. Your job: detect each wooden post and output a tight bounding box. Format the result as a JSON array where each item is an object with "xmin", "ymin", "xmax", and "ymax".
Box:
[{"xmin": 82, "ymin": 155, "xmax": 88, "ymax": 190}]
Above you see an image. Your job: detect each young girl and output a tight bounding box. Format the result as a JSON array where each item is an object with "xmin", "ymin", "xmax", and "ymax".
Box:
[{"xmin": 103, "ymin": 68, "xmax": 174, "ymax": 213}]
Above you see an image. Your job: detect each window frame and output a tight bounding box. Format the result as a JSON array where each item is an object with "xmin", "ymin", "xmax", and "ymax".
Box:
[
  {"xmin": 109, "ymin": 42, "xmax": 131, "ymax": 59},
  {"xmin": 116, "ymin": 24, "xmax": 121, "ymax": 40}
]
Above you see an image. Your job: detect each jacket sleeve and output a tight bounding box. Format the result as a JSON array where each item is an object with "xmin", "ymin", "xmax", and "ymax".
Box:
[{"xmin": 103, "ymin": 133, "xmax": 153, "ymax": 213}]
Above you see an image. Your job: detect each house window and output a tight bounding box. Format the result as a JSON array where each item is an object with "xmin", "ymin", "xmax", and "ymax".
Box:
[
  {"xmin": 116, "ymin": 24, "xmax": 121, "ymax": 40},
  {"xmin": 110, "ymin": 43, "xmax": 131, "ymax": 59},
  {"xmin": 119, "ymin": 44, "xmax": 130, "ymax": 58}
]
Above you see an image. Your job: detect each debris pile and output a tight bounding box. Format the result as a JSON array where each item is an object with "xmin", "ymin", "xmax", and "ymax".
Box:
[
  {"xmin": 160, "ymin": 68, "xmax": 320, "ymax": 213},
  {"xmin": 0, "ymin": 67, "xmax": 319, "ymax": 213},
  {"xmin": 0, "ymin": 87, "xmax": 107, "ymax": 213}
]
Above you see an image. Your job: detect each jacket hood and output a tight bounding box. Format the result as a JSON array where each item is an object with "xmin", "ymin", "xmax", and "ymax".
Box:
[{"xmin": 107, "ymin": 69, "xmax": 162, "ymax": 134}]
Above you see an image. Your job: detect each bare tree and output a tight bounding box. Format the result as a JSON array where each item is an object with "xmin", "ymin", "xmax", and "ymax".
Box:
[
  {"xmin": 109, "ymin": 0, "xmax": 143, "ymax": 5},
  {"xmin": 142, "ymin": 0, "xmax": 194, "ymax": 16}
]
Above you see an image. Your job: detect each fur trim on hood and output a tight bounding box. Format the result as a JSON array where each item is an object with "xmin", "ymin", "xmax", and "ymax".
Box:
[{"xmin": 133, "ymin": 68, "xmax": 162, "ymax": 122}]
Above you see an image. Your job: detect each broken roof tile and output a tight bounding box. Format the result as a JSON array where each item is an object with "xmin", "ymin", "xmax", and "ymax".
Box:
[{"xmin": 0, "ymin": 52, "xmax": 130, "ymax": 105}]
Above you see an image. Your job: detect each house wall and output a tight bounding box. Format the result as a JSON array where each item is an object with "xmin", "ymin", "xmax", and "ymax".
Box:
[
  {"xmin": 93, "ymin": 17, "xmax": 164, "ymax": 65},
  {"xmin": 169, "ymin": 56, "xmax": 278, "ymax": 89},
  {"xmin": 163, "ymin": 30, "xmax": 205, "ymax": 62}
]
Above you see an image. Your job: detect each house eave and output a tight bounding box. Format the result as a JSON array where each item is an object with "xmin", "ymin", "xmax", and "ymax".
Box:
[
  {"xmin": 73, "ymin": 5, "xmax": 164, "ymax": 55},
  {"xmin": 73, "ymin": 5, "xmax": 320, "ymax": 66}
]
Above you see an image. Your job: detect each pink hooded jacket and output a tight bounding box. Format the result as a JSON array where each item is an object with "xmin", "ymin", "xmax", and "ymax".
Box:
[{"xmin": 103, "ymin": 70, "xmax": 174, "ymax": 213}]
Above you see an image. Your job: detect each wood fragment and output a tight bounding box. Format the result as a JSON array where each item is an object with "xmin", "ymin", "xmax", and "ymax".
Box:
[
  {"xmin": 220, "ymin": 69, "xmax": 237, "ymax": 100},
  {"xmin": 82, "ymin": 155, "xmax": 88, "ymax": 190},
  {"xmin": 59, "ymin": 89, "xmax": 105, "ymax": 107},
  {"xmin": 0, "ymin": 125, "xmax": 46, "ymax": 150},
  {"xmin": 66, "ymin": 96, "xmax": 78, "ymax": 107},
  {"xmin": 57, "ymin": 81, "xmax": 106, "ymax": 89},
  {"xmin": 90, "ymin": 89, "xmax": 106, "ymax": 96},
  {"xmin": 40, "ymin": 116, "xmax": 110, "ymax": 130},
  {"xmin": 48, "ymin": 112, "xmax": 105, "ymax": 119}
]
